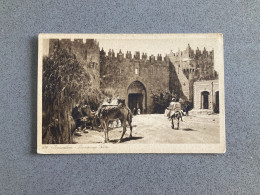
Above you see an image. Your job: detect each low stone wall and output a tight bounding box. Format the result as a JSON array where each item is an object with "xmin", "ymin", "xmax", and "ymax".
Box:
[{"xmin": 189, "ymin": 109, "xmax": 213, "ymax": 115}]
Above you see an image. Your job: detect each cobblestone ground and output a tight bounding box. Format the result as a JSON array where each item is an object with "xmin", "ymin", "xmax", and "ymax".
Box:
[{"xmin": 73, "ymin": 114, "xmax": 220, "ymax": 144}]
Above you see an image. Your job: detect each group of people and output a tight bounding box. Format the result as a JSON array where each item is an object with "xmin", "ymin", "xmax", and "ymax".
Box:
[
  {"xmin": 72, "ymin": 97, "xmax": 125, "ymax": 133},
  {"xmin": 132, "ymin": 108, "xmax": 141, "ymax": 115}
]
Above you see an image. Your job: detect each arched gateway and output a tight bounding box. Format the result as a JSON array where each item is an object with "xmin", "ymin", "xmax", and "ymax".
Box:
[{"xmin": 127, "ymin": 81, "xmax": 147, "ymax": 114}]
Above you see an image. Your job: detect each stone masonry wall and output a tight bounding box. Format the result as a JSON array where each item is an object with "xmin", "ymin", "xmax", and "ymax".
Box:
[{"xmin": 100, "ymin": 50, "xmax": 170, "ymax": 113}]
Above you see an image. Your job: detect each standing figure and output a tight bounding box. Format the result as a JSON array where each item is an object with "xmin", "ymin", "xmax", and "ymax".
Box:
[
  {"xmin": 186, "ymin": 103, "xmax": 190, "ymax": 116},
  {"xmin": 137, "ymin": 108, "xmax": 141, "ymax": 115},
  {"xmin": 133, "ymin": 107, "xmax": 137, "ymax": 115},
  {"xmin": 72, "ymin": 105, "xmax": 83, "ymax": 130}
]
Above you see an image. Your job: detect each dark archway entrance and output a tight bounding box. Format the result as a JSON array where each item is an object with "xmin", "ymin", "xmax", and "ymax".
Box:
[
  {"xmin": 128, "ymin": 94, "xmax": 143, "ymax": 112},
  {"xmin": 201, "ymin": 91, "xmax": 209, "ymax": 109},
  {"xmin": 215, "ymin": 91, "xmax": 219, "ymax": 113},
  {"xmin": 127, "ymin": 81, "xmax": 147, "ymax": 114}
]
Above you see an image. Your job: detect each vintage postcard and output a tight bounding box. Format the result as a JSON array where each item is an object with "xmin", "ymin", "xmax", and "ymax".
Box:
[{"xmin": 37, "ymin": 34, "xmax": 225, "ymax": 154}]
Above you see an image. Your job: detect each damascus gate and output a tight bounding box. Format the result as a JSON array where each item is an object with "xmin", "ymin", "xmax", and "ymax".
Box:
[
  {"xmin": 100, "ymin": 49, "xmax": 170, "ymax": 113},
  {"xmin": 47, "ymin": 39, "xmax": 218, "ymax": 114}
]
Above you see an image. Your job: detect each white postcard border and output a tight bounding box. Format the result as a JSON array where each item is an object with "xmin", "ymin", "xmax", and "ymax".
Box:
[{"xmin": 37, "ymin": 33, "xmax": 225, "ymax": 154}]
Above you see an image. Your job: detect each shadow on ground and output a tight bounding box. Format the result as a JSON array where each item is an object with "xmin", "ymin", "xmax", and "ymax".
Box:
[
  {"xmin": 109, "ymin": 136, "xmax": 144, "ymax": 143},
  {"xmin": 182, "ymin": 128, "xmax": 197, "ymax": 131},
  {"xmin": 73, "ymin": 136, "xmax": 144, "ymax": 144}
]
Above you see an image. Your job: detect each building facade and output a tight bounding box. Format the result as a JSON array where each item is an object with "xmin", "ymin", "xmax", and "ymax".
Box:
[
  {"xmin": 191, "ymin": 80, "xmax": 219, "ymax": 114},
  {"xmin": 100, "ymin": 49, "xmax": 170, "ymax": 113}
]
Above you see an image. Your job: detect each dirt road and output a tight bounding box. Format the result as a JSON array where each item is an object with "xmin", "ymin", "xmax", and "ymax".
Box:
[{"xmin": 73, "ymin": 114, "xmax": 220, "ymax": 144}]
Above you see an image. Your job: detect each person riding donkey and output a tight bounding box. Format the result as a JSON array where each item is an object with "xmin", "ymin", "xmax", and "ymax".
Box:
[{"xmin": 168, "ymin": 98, "xmax": 183, "ymax": 121}]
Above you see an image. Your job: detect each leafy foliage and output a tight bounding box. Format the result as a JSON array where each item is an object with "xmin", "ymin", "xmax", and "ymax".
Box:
[
  {"xmin": 42, "ymin": 48, "xmax": 104, "ymax": 144},
  {"xmin": 151, "ymin": 90, "xmax": 192, "ymax": 113},
  {"xmin": 151, "ymin": 91, "xmax": 173, "ymax": 113}
]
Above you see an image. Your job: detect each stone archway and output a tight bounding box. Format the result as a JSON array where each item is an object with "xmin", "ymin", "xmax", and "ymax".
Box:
[{"xmin": 127, "ymin": 80, "xmax": 147, "ymax": 114}]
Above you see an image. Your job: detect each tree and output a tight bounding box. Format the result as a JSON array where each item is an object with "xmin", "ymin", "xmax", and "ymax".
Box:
[
  {"xmin": 151, "ymin": 90, "xmax": 191, "ymax": 114},
  {"xmin": 42, "ymin": 47, "xmax": 103, "ymax": 144},
  {"xmin": 151, "ymin": 91, "xmax": 173, "ymax": 113}
]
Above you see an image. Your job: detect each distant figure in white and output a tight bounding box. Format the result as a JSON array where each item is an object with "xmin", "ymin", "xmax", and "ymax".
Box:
[{"xmin": 137, "ymin": 108, "xmax": 141, "ymax": 115}]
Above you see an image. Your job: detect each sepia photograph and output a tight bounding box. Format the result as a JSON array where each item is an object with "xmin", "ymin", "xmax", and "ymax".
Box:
[{"xmin": 37, "ymin": 34, "xmax": 225, "ymax": 153}]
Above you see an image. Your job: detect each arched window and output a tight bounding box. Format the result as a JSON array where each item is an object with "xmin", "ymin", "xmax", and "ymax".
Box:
[{"xmin": 135, "ymin": 68, "xmax": 139, "ymax": 75}]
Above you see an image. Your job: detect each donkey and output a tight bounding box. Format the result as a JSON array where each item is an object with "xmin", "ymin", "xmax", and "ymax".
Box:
[
  {"xmin": 98, "ymin": 100, "xmax": 133, "ymax": 143},
  {"xmin": 170, "ymin": 111, "xmax": 182, "ymax": 130}
]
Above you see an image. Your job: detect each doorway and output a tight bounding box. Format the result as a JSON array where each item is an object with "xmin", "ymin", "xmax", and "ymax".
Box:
[
  {"xmin": 215, "ymin": 91, "xmax": 219, "ymax": 113},
  {"xmin": 201, "ymin": 91, "xmax": 209, "ymax": 109},
  {"xmin": 127, "ymin": 80, "xmax": 147, "ymax": 114},
  {"xmin": 128, "ymin": 94, "xmax": 143, "ymax": 113}
]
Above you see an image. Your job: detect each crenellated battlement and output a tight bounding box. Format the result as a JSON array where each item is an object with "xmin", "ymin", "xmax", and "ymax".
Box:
[
  {"xmin": 168, "ymin": 44, "xmax": 214, "ymax": 76},
  {"xmin": 49, "ymin": 38, "xmax": 100, "ymax": 55},
  {"xmin": 170, "ymin": 45, "xmax": 214, "ymax": 60},
  {"xmin": 101, "ymin": 49, "xmax": 169, "ymax": 64},
  {"xmin": 168, "ymin": 44, "xmax": 217, "ymax": 102}
]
